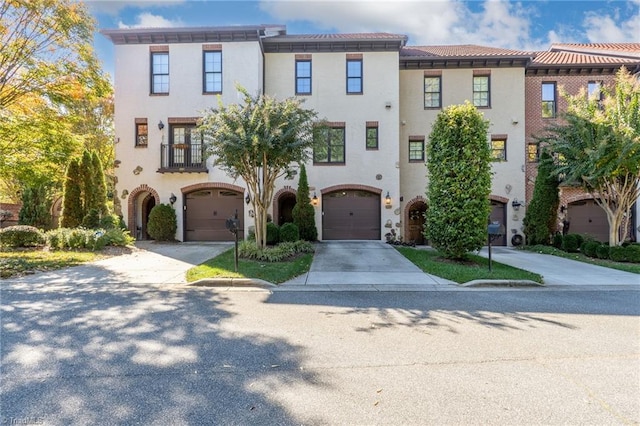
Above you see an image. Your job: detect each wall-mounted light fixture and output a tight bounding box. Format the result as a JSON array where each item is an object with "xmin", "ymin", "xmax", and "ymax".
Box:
[
  {"xmin": 385, "ymin": 191, "xmax": 391, "ymax": 206},
  {"xmin": 511, "ymin": 198, "xmax": 522, "ymax": 211},
  {"xmin": 311, "ymin": 192, "xmax": 318, "ymax": 206},
  {"xmin": 245, "ymin": 193, "xmax": 251, "ymax": 205},
  {"xmin": 560, "ymin": 205, "xmax": 567, "ymax": 213},
  {"xmin": 158, "ymin": 120, "xmax": 165, "ymax": 131},
  {"xmin": 385, "ymin": 102, "xmax": 392, "ymax": 109},
  {"xmin": 169, "ymin": 193, "xmax": 177, "ymax": 205}
]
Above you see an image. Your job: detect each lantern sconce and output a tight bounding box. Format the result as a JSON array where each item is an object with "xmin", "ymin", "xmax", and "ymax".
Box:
[
  {"xmin": 385, "ymin": 191, "xmax": 392, "ymax": 206},
  {"xmin": 169, "ymin": 193, "xmax": 177, "ymax": 205},
  {"xmin": 311, "ymin": 192, "xmax": 319, "ymax": 206},
  {"xmin": 511, "ymin": 198, "xmax": 522, "ymax": 211},
  {"xmin": 245, "ymin": 193, "xmax": 251, "ymax": 205},
  {"xmin": 158, "ymin": 120, "xmax": 165, "ymax": 131}
]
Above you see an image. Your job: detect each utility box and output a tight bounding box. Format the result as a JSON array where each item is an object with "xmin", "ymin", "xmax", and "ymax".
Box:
[{"xmin": 488, "ymin": 222, "xmax": 504, "ymax": 236}]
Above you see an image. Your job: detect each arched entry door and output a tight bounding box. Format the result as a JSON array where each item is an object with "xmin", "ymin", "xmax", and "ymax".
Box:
[
  {"xmin": 407, "ymin": 201, "xmax": 427, "ymax": 245},
  {"xmin": 278, "ymin": 193, "xmax": 296, "ymax": 225},
  {"xmin": 490, "ymin": 200, "xmax": 507, "ymax": 246},
  {"xmin": 141, "ymin": 195, "xmax": 155, "ymax": 240}
]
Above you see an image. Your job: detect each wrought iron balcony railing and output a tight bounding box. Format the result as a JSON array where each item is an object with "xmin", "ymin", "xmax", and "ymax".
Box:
[{"xmin": 158, "ymin": 143, "xmax": 207, "ymax": 173}]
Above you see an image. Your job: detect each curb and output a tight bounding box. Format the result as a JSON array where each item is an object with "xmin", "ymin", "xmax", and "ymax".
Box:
[
  {"xmin": 460, "ymin": 279, "xmax": 545, "ymax": 288},
  {"xmin": 188, "ymin": 278, "xmax": 276, "ymax": 289}
]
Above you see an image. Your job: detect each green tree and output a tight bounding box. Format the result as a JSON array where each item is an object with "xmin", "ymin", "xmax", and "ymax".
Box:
[
  {"xmin": 523, "ymin": 150, "xmax": 560, "ymax": 245},
  {"xmin": 18, "ymin": 185, "xmax": 52, "ymax": 229},
  {"xmin": 60, "ymin": 158, "xmax": 83, "ymax": 228},
  {"xmin": 425, "ymin": 102, "xmax": 492, "ymax": 259},
  {"xmin": 0, "ymin": 0, "xmax": 113, "ymax": 202},
  {"xmin": 91, "ymin": 150, "xmax": 109, "ymax": 215},
  {"xmin": 541, "ymin": 67, "xmax": 640, "ymax": 246},
  {"xmin": 292, "ymin": 164, "xmax": 318, "ymax": 241},
  {"xmin": 80, "ymin": 150, "xmax": 95, "ymax": 215},
  {"xmin": 199, "ymin": 85, "xmax": 319, "ymax": 249}
]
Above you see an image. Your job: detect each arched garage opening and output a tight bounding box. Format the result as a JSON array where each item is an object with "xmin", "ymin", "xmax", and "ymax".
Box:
[
  {"xmin": 183, "ymin": 183, "xmax": 245, "ymax": 241},
  {"xmin": 321, "ymin": 185, "xmax": 381, "ymax": 240}
]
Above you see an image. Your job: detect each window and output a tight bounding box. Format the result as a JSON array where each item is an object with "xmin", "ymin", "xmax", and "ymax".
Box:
[
  {"xmin": 424, "ymin": 76, "xmax": 441, "ymax": 108},
  {"xmin": 490, "ymin": 136, "xmax": 506, "ymax": 161},
  {"xmin": 346, "ymin": 59, "xmax": 362, "ymax": 94},
  {"xmin": 203, "ymin": 50, "xmax": 222, "ymax": 93},
  {"xmin": 588, "ymin": 81, "xmax": 603, "ymax": 101},
  {"xmin": 541, "ymin": 82, "xmax": 556, "ymax": 118},
  {"xmin": 473, "ymin": 75, "xmax": 490, "ymax": 107},
  {"xmin": 169, "ymin": 124, "xmax": 203, "ymax": 166},
  {"xmin": 366, "ymin": 122, "xmax": 378, "ymax": 150},
  {"xmin": 151, "ymin": 52, "xmax": 169, "ymax": 94},
  {"xmin": 314, "ymin": 125, "xmax": 345, "ymax": 164},
  {"xmin": 527, "ymin": 143, "xmax": 539, "ymax": 163},
  {"xmin": 296, "ymin": 60, "xmax": 311, "ymax": 95},
  {"xmin": 135, "ymin": 119, "xmax": 148, "ymax": 147},
  {"xmin": 409, "ymin": 137, "xmax": 425, "ymax": 162}
]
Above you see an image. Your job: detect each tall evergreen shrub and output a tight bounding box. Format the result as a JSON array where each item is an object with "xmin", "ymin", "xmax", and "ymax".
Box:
[
  {"xmin": 60, "ymin": 158, "xmax": 84, "ymax": 228},
  {"xmin": 425, "ymin": 102, "xmax": 491, "ymax": 259},
  {"xmin": 523, "ymin": 151, "xmax": 560, "ymax": 245},
  {"xmin": 91, "ymin": 151, "xmax": 109, "ymax": 215},
  {"xmin": 147, "ymin": 204, "xmax": 177, "ymax": 241},
  {"xmin": 18, "ymin": 185, "xmax": 51, "ymax": 228},
  {"xmin": 292, "ymin": 164, "xmax": 318, "ymax": 241}
]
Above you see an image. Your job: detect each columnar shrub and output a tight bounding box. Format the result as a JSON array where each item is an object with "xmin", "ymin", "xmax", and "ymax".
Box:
[
  {"xmin": 146, "ymin": 204, "xmax": 177, "ymax": 241},
  {"xmin": 0, "ymin": 225, "xmax": 45, "ymax": 247},
  {"xmin": 60, "ymin": 158, "xmax": 84, "ymax": 228},
  {"xmin": 18, "ymin": 185, "xmax": 52, "ymax": 229},
  {"xmin": 426, "ymin": 102, "xmax": 491, "ymax": 259},
  {"xmin": 279, "ymin": 222, "xmax": 300, "ymax": 242},
  {"xmin": 292, "ymin": 164, "xmax": 318, "ymax": 241},
  {"xmin": 523, "ymin": 151, "xmax": 560, "ymax": 245},
  {"xmin": 91, "ymin": 151, "xmax": 109, "ymax": 216}
]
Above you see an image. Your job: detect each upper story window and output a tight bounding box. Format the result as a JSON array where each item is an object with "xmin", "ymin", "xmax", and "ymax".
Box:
[
  {"xmin": 346, "ymin": 58, "xmax": 363, "ymax": 94},
  {"xmin": 473, "ymin": 74, "xmax": 490, "ymax": 107},
  {"xmin": 203, "ymin": 50, "xmax": 222, "ymax": 94},
  {"xmin": 490, "ymin": 135, "xmax": 507, "ymax": 161},
  {"xmin": 151, "ymin": 51, "xmax": 169, "ymax": 94},
  {"xmin": 409, "ymin": 136, "xmax": 425, "ymax": 162},
  {"xmin": 296, "ymin": 59, "xmax": 312, "ymax": 95},
  {"xmin": 366, "ymin": 122, "xmax": 378, "ymax": 150},
  {"xmin": 314, "ymin": 124, "xmax": 345, "ymax": 164},
  {"xmin": 588, "ymin": 81, "xmax": 603, "ymax": 101},
  {"xmin": 135, "ymin": 118, "xmax": 148, "ymax": 147},
  {"xmin": 527, "ymin": 143, "xmax": 539, "ymax": 163},
  {"xmin": 424, "ymin": 76, "xmax": 442, "ymax": 108},
  {"xmin": 542, "ymin": 82, "xmax": 556, "ymax": 118}
]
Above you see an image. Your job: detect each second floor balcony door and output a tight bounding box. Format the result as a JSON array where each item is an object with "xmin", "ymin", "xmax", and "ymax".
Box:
[{"xmin": 170, "ymin": 124, "xmax": 203, "ymax": 169}]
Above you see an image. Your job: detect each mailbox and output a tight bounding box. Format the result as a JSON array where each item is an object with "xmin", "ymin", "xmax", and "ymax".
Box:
[
  {"xmin": 487, "ymin": 222, "xmax": 504, "ymax": 236},
  {"xmin": 225, "ymin": 218, "xmax": 239, "ymax": 235}
]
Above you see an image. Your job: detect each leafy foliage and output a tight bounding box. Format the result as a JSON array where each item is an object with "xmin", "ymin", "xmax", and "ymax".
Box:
[
  {"xmin": 279, "ymin": 222, "xmax": 300, "ymax": 242},
  {"xmin": 60, "ymin": 158, "xmax": 84, "ymax": 228},
  {"xmin": 266, "ymin": 222, "xmax": 280, "ymax": 245},
  {"xmin": 425, "ymin": 102, "xmax": 492, "ymax": 259},
  {"xmin": 523, "ymin": 151, "xmax": 560, "ymax": 245},
  {"xmin": 18, "ymin": 185, "xmax": 52, "ymax": 228},
  {"xmin": 540, "ymin": 67, "xmax": 640, "ymax": 246},
  {"xmin": 237, "ymin": 240, "xmax": 315, "ymax": 262},
  {"xmin": 292, "ymin": 164, "xmax": 318, "ymax": 241},
  {"xmin": 199, "ymin": 85, "xmax": 320, "ymax": 249},
  {"xmin": 0, "ymin": 225, "xmax": 45, "ymax": 248},
  {"xmin": 45, "ymin": 227, "xmax": 133, "ymax": 250},
  {"xmin": 146, "ymin": 204, "xmax": 177, "ymax": 241}
]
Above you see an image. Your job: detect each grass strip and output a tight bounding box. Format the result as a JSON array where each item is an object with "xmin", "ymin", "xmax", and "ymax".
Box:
[
  {"xmin": 186, "ymin": 248, "xmax": 313, "ymax": 284},
  {"xmin": 0, "ymin": 249, "xmax": 100, "ymax": 279},
  {"xmin": 395, "ymin": 246, "xmax": 543, "ymax": 284}
]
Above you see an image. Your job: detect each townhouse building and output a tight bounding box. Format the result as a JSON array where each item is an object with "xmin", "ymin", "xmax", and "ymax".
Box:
[{"xmin": 102, "ymin": 26, "xmax": 639, "ymax": 245}]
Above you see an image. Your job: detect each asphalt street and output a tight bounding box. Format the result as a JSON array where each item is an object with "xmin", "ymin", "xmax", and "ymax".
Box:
[{"xmin": 1, "ymin": 283, "xmax": 638, "ymax": 425}]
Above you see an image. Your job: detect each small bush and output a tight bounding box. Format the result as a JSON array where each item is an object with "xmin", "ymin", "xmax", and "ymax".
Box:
[
  {"xmin": 574, "ymin": 234, "xmax": 585, "ymax": 248},
  {"xmin": 67, "ymin": 228, "xmax": 90, "ymax": 249},
  {"xmin": 561, "ymin": 234, "xmax": 580, "ymax": 253},
  {"xmin": 147, "ymin": 204, "xmax": 177, "ymax": 241},
  {"xmin": 45, "ymin": 227, "xmax": 133, "ymax": 250},
  {"xmin": 0, "ymin": 225, "xmax": 45, "ymax": 247},
  {"xmin": 266, "ymin": 222, "xmax": 279, "ymax": 245},
  {"xmin": 279, "ymin": 222, "xmax": 299, "ymax": 242},
  {"xmin": 99, "ymin": 228, "xmax": 135, "ymax": 247},
  {"xmin": 552, "ymin": 233, "xmax": 563, "ymax": 249},
  {"xmin": 624, "ymin": 244, "xmax": 640, "ymax": 263},
  {"xmin": 99, "ymin": 214, "xmax": 122, "ymax": 230},
  {"xmin": 238, "ymin": 240, "xmax": 314, "ymax": 262},
  {"xmin": 609, "ymin": 246, "xmax": 629, "ymax": 262},
  {"xmin": 595, "ymin": 244, "xmax": 610, "ymax": 259},
  {"xmin": 581, "ymin": 240, "xmax": 600, "ymax": 258}
]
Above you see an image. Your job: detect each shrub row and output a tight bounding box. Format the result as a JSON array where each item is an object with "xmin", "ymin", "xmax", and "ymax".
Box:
[
  {"xmin": 248, "ymin": 222, "xmax": 301, "ymax": 245},
  {"xmin": 0, "ymin": 225, "xmax": 134, "ymax": 250},
  {"xmin": 552, "ymin": 233, "xmax": 640, "ymax": 263},
  {"xmin": 238, "ymin": 240, "xmax": 314, "ymax": 262},
  {"xmin": 0, "ymin": 225, "xmax": 45, "ymax": 247}
]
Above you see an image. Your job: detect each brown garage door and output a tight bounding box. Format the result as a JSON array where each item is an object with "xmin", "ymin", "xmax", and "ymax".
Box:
[
  {"xmin": 323, "ymin": 190, "xmax": 380, "ymax": 240},
  {"xmin": 567, "ymin": 200, "xmax": 608, "ymax": 242},
  {"xmin": 185, "ymin": 189, "xmax": 244, "ymax": 241},
  {"xmin": 490, "ymin": 200, "xmax": 507, "ymax": 246}
]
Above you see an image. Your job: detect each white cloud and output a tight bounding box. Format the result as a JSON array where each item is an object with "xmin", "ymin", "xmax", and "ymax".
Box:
[
  {"xmin": 582, "ymin": 7, "xmax": 640, "ymax": 42},
  {"xmin": 84, "ymin": 0, "xmax": 185, "ymax": 16},
  {"xmin": 118, "ymin": 12, "xmax": 184, "ymax": 29}
]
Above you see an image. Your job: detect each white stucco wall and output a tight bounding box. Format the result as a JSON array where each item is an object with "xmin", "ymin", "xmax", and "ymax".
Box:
[{"xmin": 399, "ymin": 67, "xmax": 527, "ymax": 244}]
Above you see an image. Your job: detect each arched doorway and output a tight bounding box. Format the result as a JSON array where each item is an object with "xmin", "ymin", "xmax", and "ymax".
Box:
[
  {"xmin": 127, "ymin": 185, "xmax": 160, "ymax": 240},
  {"xmin": 141, "ymin": 194, "xmax": 156, "ymax": 240},
  {"xmin": 278, "ymin": 193, "xmax": 296, "ymax": 225},
  {"xmin": 406, "ymin": 200, "xmax": 427, "ymax": 245},
  {"xmin": 490, "ymin": 199, "xmax": 507, "ymax": 246}
]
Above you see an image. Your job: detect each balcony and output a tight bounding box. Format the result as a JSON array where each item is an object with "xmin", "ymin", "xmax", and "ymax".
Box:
[{"xmin": 158, "ymin": 143, "xmax": 208, "ymax": 173}]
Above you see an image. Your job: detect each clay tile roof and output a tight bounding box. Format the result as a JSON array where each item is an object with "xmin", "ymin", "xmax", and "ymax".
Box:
[
  {"xmin": 273, "ymin": 32, "xmax": 406, "ymax": 40},
  {"xmin": 550, "ymin": 43, "xmax": 640, "ymax": 59},
  {"xmin": 531, "ymin": 50, "xmax": 639, "ymax": 66},
  {"xmin": 400, "ymin": 44, "xmax": 530, "ymax": 58}
]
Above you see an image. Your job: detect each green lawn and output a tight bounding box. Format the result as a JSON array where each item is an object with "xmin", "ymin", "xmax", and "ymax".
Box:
[
  {"xmin": 186, "ymin": 248, "xmax": 313, "ymax": 284},
  {"xmin": 395, "ymin": 246, "xmax": 543, "ymax": 284},
  {"xmin": 0, "ymin": 248, "xmax": 102, "ymax": 279},
  {"xmin": 523, "ymin": 245, "xmax": 640, "ymax": 274}
]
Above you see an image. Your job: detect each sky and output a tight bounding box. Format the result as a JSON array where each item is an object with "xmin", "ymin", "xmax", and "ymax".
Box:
[{"xmin": 87, "ymin": 0, "xmax": 640, "ymax": 78}]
